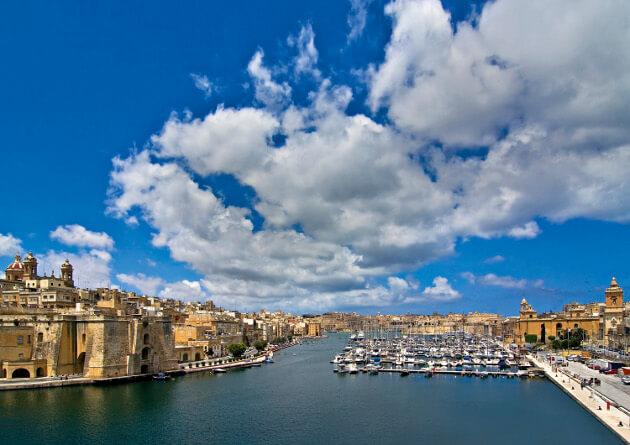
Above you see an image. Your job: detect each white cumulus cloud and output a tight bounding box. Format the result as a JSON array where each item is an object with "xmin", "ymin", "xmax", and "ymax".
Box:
[
  {"xmin": 117, "ymin": 273, "xmax": 166, "ymax": 296},
  {"xmin": 106, "ymin": 0, "xmax": 630, "ymax": 311},
  {"xmin": 50, "ymin": 224, "xmax": 115, "ymax": 250},
  {"xmin": 247, "ymin": 49, "xmax": 292, "ymax": 110},
  {"xmin": 0, "ymin": 233, "xmax": 22, "ymax": 257},
  {"xmin": 420, "ymin": 276, "xmax": 461, "ymax": 301}
]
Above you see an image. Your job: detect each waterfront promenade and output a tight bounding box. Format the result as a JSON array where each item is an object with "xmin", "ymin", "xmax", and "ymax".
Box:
[
  {"xmin": 530, "ymin": 355, "xmax": 630, "ymax": 443},
  {"xmin": 0, "ymin": 342, "xmax": 299, "ymax": 391}
]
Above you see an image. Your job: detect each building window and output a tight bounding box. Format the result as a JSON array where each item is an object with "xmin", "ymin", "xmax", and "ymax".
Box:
[
  {"xmin": 27, "ymin": 335, "xmax": 31, "ymax": 344},
  {"xmin": 37, "ymin": 333, "xmax": 43, "ymax": 342},
  {"xmin": 18, "ymin": 353, "xmax": 23, "ymax": 359},
  {"xmin": 17, "ymin": 335, "xmax": 23, "ymax": 345}
]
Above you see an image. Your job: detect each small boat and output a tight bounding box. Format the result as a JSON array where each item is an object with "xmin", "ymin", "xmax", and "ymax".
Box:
[
  {"xmin": 213, "ymin": 368, "xmax": 227, "ymax": 374},
  {"xmin": 401, "ymin": 370, "xmax": 410, "ymax": 377},
  {"xmin": 153, "ymin": 372, "xmax": 170, "ymax": 381}
]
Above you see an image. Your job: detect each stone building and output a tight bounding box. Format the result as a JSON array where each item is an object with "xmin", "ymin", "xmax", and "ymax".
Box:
[
  {"xmin": 0, "ymin": 312, "xmax": 177, "ymax": 379},
  {"xmin": 2, "ymin": 253, "xmax": 78, "ymax": 310},
  {"xmin": 507, "ymin": 278, "xmax": 626, "ymax": 347},
  {"xmin": 306, "ymin": 322, "xmax": 321, "ymax": 337},
  {"xmin": 511, "ymin": 298, "xmax": 600, "ymax": 345}
]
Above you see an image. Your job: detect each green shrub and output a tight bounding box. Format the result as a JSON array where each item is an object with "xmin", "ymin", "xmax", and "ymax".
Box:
[{"xmin": 525, "ymin": 334, "xmax": 538, "ymax": 344}]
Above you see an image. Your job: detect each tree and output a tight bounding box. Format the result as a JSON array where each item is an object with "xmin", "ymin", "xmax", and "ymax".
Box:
[
  {"xmin": 228, "ymin": 342, "xmax": 247, "ymax": 358},
  {"xmin": 557, "ymin": 328, "xmax": 586, "ymax": 349},
  {"xmin": 525, "ymin": 334, "xmax": 538, "ymax": 344},
  {"xmin": 253, "ymin": 340, "xmax": 267, "ymax": 351},
  {"xmin": 547, "ymin": 335, "xmax": 556, "ymax": 342},
  {"xmin": 287, "ymin": 334, "xmax": 293, "ymax": 342}
]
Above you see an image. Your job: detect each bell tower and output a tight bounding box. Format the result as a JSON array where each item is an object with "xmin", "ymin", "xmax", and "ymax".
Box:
[
  {"xmin": 520, "ymin": 298, "xmax": 537, "ymax": 318},
  {"xmin": 60, "ymin": 259, "xmax": 74, "ymax": 287},
  {"xmin": 605, "ymin": 277, "xmax": 623, "ymax": 308},
  {"xmin": 23, "ymin": 251, "xmax": 38, "ymax": 280},
  {"xmin": 604, "ymin": 277, "xmax": 624, "ymax": 347}
]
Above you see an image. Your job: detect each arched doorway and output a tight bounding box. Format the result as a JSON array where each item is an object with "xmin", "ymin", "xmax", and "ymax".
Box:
[
  {"xmin": 182, "ymin": 353, "xmax": 188, "ymax": 362},
  {"xmin": 556, "ymin": 323, "xmax": 563, "ymax": 337},
  {"xmin": 2, "ymin": 369, "xmax": 6, "ymax": 378},
  {"xmin": 36, "ymin": 367, "xmax": 45, "ymax": 377},
  {"xmin": 140, "ymin": 364, "xmax": 149, "ymax": 374},
  {"xmin": 77, "ymin": 352, "xmax": 86, "ymax": 374},
  {"xmin": 195, "ymin": 353, "xmax": 201, "ymax": 361},
  {"xmin": 141, "ymin": 347, "xmax": 150, "ymax": 360},
  {"xmin": 12, "ymin": 368, "xmax": 30, "ymax": 378}
]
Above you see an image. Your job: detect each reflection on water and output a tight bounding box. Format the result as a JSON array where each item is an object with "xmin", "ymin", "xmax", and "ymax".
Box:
[{"xmin": 0, "ymin": 334, "xmax": 622, "ymax": 444}]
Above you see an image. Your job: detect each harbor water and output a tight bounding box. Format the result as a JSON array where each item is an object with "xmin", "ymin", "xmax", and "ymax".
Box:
[{"xmin": 0, "ymin": 334, "xmax": 622, "ymax": 444}]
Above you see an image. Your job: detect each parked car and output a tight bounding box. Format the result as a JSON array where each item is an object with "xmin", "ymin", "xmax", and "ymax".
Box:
[
  {"xmin": 622, "ymin": 376, "xmax": 630, "ymax": 385},
  {"xmin": 602, "ymin": 369, "xmax": 620, "ymax": 375}
]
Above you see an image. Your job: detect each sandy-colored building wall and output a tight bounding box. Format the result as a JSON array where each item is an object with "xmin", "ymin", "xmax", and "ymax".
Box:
[
  {"xmin": 514, "ymin": 317, "xmax": 600, "ymax": 345},
  {"xmin": 0, "ymin": 314, "xmax": 177, "ymax": 379}
]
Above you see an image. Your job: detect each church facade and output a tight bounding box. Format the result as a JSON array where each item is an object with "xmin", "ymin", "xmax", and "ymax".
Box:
[{"xmin": 509, "ymin": 278, "xmax": 626, "ymax": 349}]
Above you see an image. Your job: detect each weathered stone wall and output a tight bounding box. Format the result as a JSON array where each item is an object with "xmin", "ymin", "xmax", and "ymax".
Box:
[
  {"xmin": 83, "ymin": 318, "xmax": 130, "ymax": 379},
  {"xmin": 0, "ymin": 314, "xmax": 177, "ymax": 379}
]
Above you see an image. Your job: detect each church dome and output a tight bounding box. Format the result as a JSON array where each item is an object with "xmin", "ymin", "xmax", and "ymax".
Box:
[{"xmin": 6, "ymin": 254, "xmax": 24, "ymax": 270}]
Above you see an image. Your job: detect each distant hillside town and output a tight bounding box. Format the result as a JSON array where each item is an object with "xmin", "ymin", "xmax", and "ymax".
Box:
[{"xmin": 0, "ymin": 251, "xmax": 626, "ymax": 380}]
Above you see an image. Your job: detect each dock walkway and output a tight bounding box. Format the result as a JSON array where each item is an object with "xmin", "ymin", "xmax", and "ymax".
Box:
[
  {"xmin": 375, "ymin": 368, "xmax": 519, "ymax": 377},
  {"xmin": 530, "ymin": 355, "xmax": 630, "ymax": 444}
]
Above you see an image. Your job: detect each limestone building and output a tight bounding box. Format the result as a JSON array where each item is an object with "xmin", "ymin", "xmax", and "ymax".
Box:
[
  {"xmin": 0, "ymin": 313, "xmax": 178, "ymax": 379},
  {"xmin": 508, "ymin": 278, "xmax": 627, "ymax": 348},
  {"xmin": 511, "ymin": 298, "xmax": 600, "ymax": 345},
  {"xmin": 2, "ymin": 253, "xmax": 78, "ymax": 310}
]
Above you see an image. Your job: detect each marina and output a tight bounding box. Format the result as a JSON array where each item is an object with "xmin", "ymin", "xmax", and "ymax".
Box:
[{"xmin": 331, "ymin": 331, "xmax": 543, "ymax": 379}]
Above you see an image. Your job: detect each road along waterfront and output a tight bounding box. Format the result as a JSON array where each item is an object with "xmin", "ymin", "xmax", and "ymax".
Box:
[
  {"xmin": 0, "ymin": 334, "xmax": 622, "ymax": 444},
  {"xmin": 530, "ymin": 355, "xmax": 630, "ymax": 443}
]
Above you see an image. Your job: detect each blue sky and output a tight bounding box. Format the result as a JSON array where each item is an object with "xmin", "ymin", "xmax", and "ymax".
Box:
[{"xmin": 1, "ymin": 0, "xmax": 629, "ymax": 315}]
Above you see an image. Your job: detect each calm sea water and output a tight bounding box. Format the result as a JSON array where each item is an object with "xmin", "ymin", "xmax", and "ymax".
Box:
[{"xmin": 0, "ymin": 333, "xmax": 622, "ymax": 444}]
